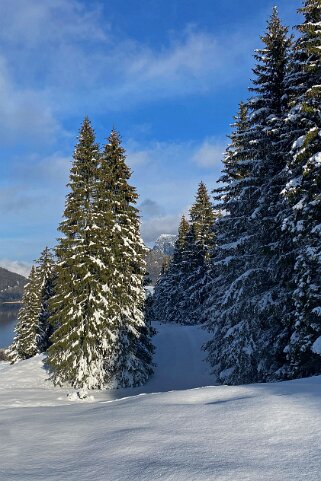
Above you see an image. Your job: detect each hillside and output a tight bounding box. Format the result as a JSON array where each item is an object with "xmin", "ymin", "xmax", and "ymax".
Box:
[
  {"xmin": 0, "ymin": 267, "xmax": 26, "ymax": 303},
  {"xmin": 1, "ymin": 323, "xmax": 321, "ymax": 481}
]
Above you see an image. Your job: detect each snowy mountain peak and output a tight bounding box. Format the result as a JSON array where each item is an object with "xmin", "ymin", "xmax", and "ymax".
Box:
[{"xmin": 153, "ymin": 234, "xmax": 177, "ymax": 256}]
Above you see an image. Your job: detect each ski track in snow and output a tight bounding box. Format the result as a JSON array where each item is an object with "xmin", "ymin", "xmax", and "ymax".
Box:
[{"xmin": 0, "ymin": 322, "xmax": 321, "ymax": 481}]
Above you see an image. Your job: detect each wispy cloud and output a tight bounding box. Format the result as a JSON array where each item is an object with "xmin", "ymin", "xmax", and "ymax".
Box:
[
  {"xmin": 141, "ymin": 214, "xmax": 182, "ymax": 245},
  {"xmin": 0, "ymin": 56, "xmax": 59, "ymax": 144},
  {"xmin": 0, "ymin": 0, "xmax": 255, "ymax": 142},
  {"xmin": 192, "ymin": 138, "xmax": 226, "ymax": 168},
  {"xmin": 126, "ymin": 137, "xmax": 226, "ymax": 170}
]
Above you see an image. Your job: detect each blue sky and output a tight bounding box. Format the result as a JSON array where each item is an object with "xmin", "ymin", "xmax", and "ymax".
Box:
[{"xmin": 0, "ymin": 0, "xmax": 301, "ymax": 275}]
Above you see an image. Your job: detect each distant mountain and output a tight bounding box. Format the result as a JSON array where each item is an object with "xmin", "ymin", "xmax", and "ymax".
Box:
[
  {"xmin": 0, "ymin": 267, "xmax": 27, "ymax": 303},
  {"xmin": 146, "ymin": 234, "xmax": 176, "ymax": 285},
  {"xmin": 153, "ymin": 234, "xmax": 177, "ymax": 256}
]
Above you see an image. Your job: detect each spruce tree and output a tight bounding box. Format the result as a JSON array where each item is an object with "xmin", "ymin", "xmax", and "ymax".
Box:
[
  {"xmin": 36, "ymin": 247, "xmax": 56, "ymax": 353},
  {"xmin": 204, "ymin": 102, "xmax": 259, "ymax": 384},
  {"xmin": 283, "ymin": 0, "xmax": 321, "ymax": 377},
  {"xmin": 153, "ymin": 182, "xmax": 216, "ymax": 326},
  {"xmin": 181, "ymin": 182, "xmax": 218, "ymax": 324},
  {"xmin": 47, "ymin": 118, "xmax": 112, "ymax": 389},
  {"xmin": 189, "ymin": 182, "xmax": 216, "ymax": 261},
  {"xmin": 8, "ymin": 247, "xmax": 56, "ymax": 362},
  {"xmin": 153, "ymin": 215, "xmax": 189, "ymax": 323},
  {"xmin": 241, "ymin": 8, "xmax": 294, "ymax": 381},
  {"xmin": 101, "ymin": 129, "xmax": 154, "ymax": 387},
  {"xmin": 205, "ymin": 9, "xmax": 293, "ymax": 384},
  {"xmin": 9, "ymin": 266, "xmax": 42, "ymax": 362}
]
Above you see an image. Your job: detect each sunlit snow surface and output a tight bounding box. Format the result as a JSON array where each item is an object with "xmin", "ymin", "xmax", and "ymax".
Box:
[{"xmin": 1, "ymin": 323, "xmax": 321, "ymax": 480}]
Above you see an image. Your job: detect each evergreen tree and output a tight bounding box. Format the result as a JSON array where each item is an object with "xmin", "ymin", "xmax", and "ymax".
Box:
[
  {"xmin": 47, "ymin": 121, "xmax": 153, "ymax": 389},
  {"xmin": 8, "ymin": 247, "xmax": 56, "ymax": 362},
  {"xmin": 204, "ymin": 103, "xmax": 259, "ymax": 384},
  {"xmin": 283, "ymin": 0, "xmax": 321, "ymax": 377},
  {"xmin": 205, "ymin": 9, "xmax": 293, "ymax": 384},
  {"xmin": 160, "ymin": 256, "xmax": 170, "ymax": 276},
  {"xmin": 181, "ymin": 182, "xmax": 218, "ymax": 324},
  {"xmin": 189, "ymin": 182, "xmax": 216, "ymax": 261},
  {"xmin": 9, "ymin": 266, "xmax": 42, "ymax": 362},
  {"xmin": 101, "ymin": 129, "xmax": 154, "ymax": 387},
  {"xmin": 153, "ymin": 182, "xmax": 216, "ymax": 325},
  {"xmin": 47, "ymin": 118, "xmax": 112, "ymax": 389},
  {"xmin": 36, "ymin": 247, "xmax": 56, "ymax": 353},
  {"xmin": 153, "ymin": 215, "xmax": 189, "ymax": 323}
]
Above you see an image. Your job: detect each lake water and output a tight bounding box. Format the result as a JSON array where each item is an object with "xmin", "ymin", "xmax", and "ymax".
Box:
[{"xmin": 0, "ymin": 304, "xmax": 19, "ymax": 348}]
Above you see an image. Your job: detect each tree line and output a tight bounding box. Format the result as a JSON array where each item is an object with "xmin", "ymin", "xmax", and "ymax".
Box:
[{"xmin": 153, "ymin": 1, "xmax": 321, "ymax": 384}]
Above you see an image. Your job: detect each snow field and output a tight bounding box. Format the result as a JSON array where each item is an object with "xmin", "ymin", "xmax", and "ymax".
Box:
[{"xmin": 1, "ymin": 323, "xmax": 321, "ymax": 480}]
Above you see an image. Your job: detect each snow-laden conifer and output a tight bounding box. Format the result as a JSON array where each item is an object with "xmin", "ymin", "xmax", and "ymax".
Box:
[
  {"xmin": 47, "ymin": 118, "xmax": 112, "ymax": 389},
  {"xmin": 101, "ymin": 129, "xmax": 154, "ymax": 387},
  {"xmin": 181, "ymin": 182, "xmax": 218, "ymax": 324},
  {"xmin": 283, "ymin": 0, "xmax": 321, "ymax": 377},
  {"xmin": 204, "ymin": 102, "xmax": 259, "ymax": 384},
  {"xmin": 153, "ymin": 182, "xmax": 216, "ymax": 325},
  {"xmin": 153, "ymin": 215, "xmax": 189, "ymax": 323},
  {"xmin": 9, "ymin": 248, "xmax": 56, "ymax": 363},
  {"xmin": 204, "ymin": 9, "xmax": 293, "ymax": 384},
  {"xmin": 36, "ymin": 247, "xmax": 56, "ymax": 353},
  {"xmin": 8, "ymin": 266, "xmax": 42, "ymax": 362}
]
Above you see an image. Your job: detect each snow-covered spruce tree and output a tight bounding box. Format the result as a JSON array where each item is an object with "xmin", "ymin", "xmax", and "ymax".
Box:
[
  {"xmin": 283, "ymin": 0, "xmax": 321, "ymax": 377},
  {"xmin": 205, "ymin": 9, "xmax": 293, "ymax": 384},
  {"xmin": 35, "ymin": 247, "xmax": 56, "ymax": 353},
  {"xmin": 241, "ymin": 8, "xmax": 295, "ymax": 381},
  {"xmin": 180, "ymin": 182, "xmax": 218, "ymax": 324},
  {"xmin": 8, "ymin": 248, "xmax": 56, "ymax": 362},
  {"xmin": 153, "ymin": 215, "xmax": 189, "ymax": 323},
  {"xmin": 47, "ymin": 118, "xmax": 114, "ymax": 389},
  {"xmin": 101, "ymin": 129, "xmax": 154, "ymax": 387},
  {"xmin": 204, "ymin": 103, "xmax": 259, "ymax": 384},
  {"xmin": 8, "ymin": 266, "xmax": 42, "ymax": 362},
  {"xmin": 189, "ymin": 182, "xmax": 217, "ymax": 262}
]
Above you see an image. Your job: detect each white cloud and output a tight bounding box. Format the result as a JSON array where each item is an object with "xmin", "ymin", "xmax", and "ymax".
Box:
[
  {"xmin": 141, "ymin": 214, "xmax": 182, "ymax": 245},
  {"xmin": 0, "ymin": 0, "xmax": 255, "ymax": 128},
  {"xmin": 126, "ymin": 139, "xmax": 192, "ymax": 168},
  {"xmin": 0, "ymin": 56, "xmax": 59, "ymax": 143},
  {"xmin": 127, "ymin": 137, "xmax": 226, "ymax": 170},
  {"xmin": 0, "ymin": 259, "xmax": 31, "ymax": 278},
  {"xmin": 192, "ymin": 138, "xmax": 226, "ymax": 167},
  {"xmin": 0, "ymin": 0, "xmax": 106, "ymax": 46}
]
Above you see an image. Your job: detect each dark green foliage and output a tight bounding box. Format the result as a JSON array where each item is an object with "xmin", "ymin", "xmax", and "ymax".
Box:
[
  {"xmin": 282, "ymin": 0, "xmax": 321, "ymax": 376},
  {"xmin": 100, "ymin": 129, "xmax": 154, "ymax": 387},
  {"xmin": 153, "ymin": 215, "xmax": 190, "ymax": 323},
  {"xmin": 153, "ymin": 182, "xmax": 217, "ymax": 325},
  {"xmin": 9, "ymin": 266, "xmax": 42, "ymax": 362},
  {"xmin": 47, "ymin": 118, "xmax": 111, "ymax": 389},
  {"xmin": 47, "ymin": 122, "xmax": 153, "ymax": 389},
  {"xmin": 204, "ymin": 9, "xmax": 294, "ymax": 384},
  {"xmin": 8, "ymin": 247, "xmax": 56, "ymax": 363},
  {"xmin": 36, "ymin": 247, "xmax": 56, "ymax": 353}
]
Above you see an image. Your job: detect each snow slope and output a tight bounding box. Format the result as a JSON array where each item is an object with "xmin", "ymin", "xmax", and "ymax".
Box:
[{"xmin": 1, "ymin": 323, "xmax": 321, "ymax": 480}]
